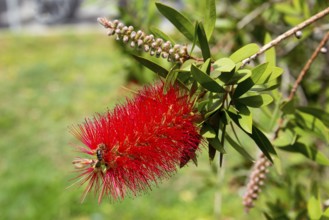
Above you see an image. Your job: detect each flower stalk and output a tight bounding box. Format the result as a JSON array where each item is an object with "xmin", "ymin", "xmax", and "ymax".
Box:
[{"xmin": 97, "ymin": 17, "xmax": 190, "ymax": 63}]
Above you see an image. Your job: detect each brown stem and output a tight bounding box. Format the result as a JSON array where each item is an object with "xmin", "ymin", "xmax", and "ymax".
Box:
[
  {"xmin": 242, "ymin": 7, "xmax": 329, "ymax": 66},
  {"xmin": 287, "ymin": 31, "xmax": 329, "ymax": 101}
]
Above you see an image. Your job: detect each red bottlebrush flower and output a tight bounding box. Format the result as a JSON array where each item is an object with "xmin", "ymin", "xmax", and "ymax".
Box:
[{"xmin": 71, "ymin": 83, "xmax": 201, "ymax": 203}]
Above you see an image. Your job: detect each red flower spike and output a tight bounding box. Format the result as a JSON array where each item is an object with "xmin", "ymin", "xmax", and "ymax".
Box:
[{"xmin": 71, "ymin": 83, "xmax": 201, "ymax": 203}]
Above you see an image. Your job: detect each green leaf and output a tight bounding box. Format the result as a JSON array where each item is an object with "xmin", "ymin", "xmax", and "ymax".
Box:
[
  {"xmin": 280, "ymin": 100, "xmax": 296, "ymax": 114},
  {"xmin": 251, "ymin": 62, "xmax": 269, "ymax": 84},
  {"xmin": 233, "ymin": 63, "xmax": 273, "ymax": 97},
  {"xmin": 204, "ymin": 0, "xmax": 216, "ymax": 40},
  {"xmin": 264, "ymin": 33, "xmax": 276, "ymax": 66},
  {"xmin": 279, "ymin": 142, "xmax": 329, "ymax": 165},
  {"xmin": 201, "ymin": 58, "xmax": 211, "ymax": 74},
  {"xmin": 197, "ymin": 100, "xmax": 208, "ymax": 112},
  {"xmin": 236, "ymin": 103, "xmax": 252, "ymax": 133},
  {"xmin": 303, "ymin": 0, "xmax": 311, "ymax": 18},
  {"xmin": 308, "ymin": 184, "xmax": 322, "ymax": 220},
  {"xmin": 297, "ymin": 107, "xmax": 329, "ymax": 128},
  {"xmin": 272, "ymin": 154, "xmax": 283, "ymax": 175},
  {"xmin": 132, "ymin": 55, "xmax": 168, "ymax": 78},
  {"xmin": 233, "ymin": 78, "xmax": 254, "ymax": 99},
  {"xmin": 296, "ymin": 112, "xmax": 329, "ymax": 142},
  {"xmin": 237, "ymin": 94, "xmax": 273, "ymax": 108},
  {"xmin": 164, "ymin": 69, "xmax": 179, "ymax": 93},
  {"xmin": 274, "ymin": 3, "xmax": 300, "ymax": 15},
  {"xmin": 180, "ymin": 59, "xmax": 196, "ymax": 71},
  {"xmin": 190, "ymin": 23, "xmax": 199, "ymax": 54},
  {"xmin": 268, "ymin": 67, "xmax": 284, "ymax": 81},
  {"xmin": 249, "ymin": 126, "xmax": 276, "ymax": 162},
  {"xmin": 201, "ymin": 124, "xmax": 216, "ymax": 138},
  {"xmin": 225, "ymin": 134, "xmax": 254, "ymax": 161},
  {"xmin": 197, "ymin": 22, "xmax": 211, "ymax": 60},
  {"xmin": 292, "ymin": 0, "xmax": 302, "ymax": 12},
  {"xmin": 213, "ymin": 58, "xmax": 236, "ymax": 72},
  {"xmin": 284, "ymin": 15, "xmax": 303, "ymax": 26},
  {"xmin": 208, "ymin": 144, "xmax": 217, "ymax": 161},
  {"xmin": 208, "ymin": 136, "xmax": 226, "ymax": 153},
  {"xmin": 257, "ymin": 66, "xmax": 284, "ymax": 84},
  {"xmin": 321, "ymin": 208, "xmax": 329, "ymax": 219},
  {"xmin": 191, "ymin": 64, "xmax": 225, "ymax": 93},
  {"xmin": 149, "ymin": 26, "xmax": 175, "ymax": 44},
  {"xmin": 227, "ymin": 111, "xmax": 276, "ymax": 162},
  {"xmin": 225, "ymin": 69, "xmax": 251, "ymax": 85},
  {"xmin": 229, "ymin": 44, "xmax": 260, "ymax": 63},
  {"xmin": 272, "ymin": 128, "xmax": 296, "ymax": 147},
  {"xmin": 156, "ymin": 3, "xmax": 195, "ymax": 41},
  {"xmin": 204, "ymin": 99, "xmax": 222, "ymax": 119}
]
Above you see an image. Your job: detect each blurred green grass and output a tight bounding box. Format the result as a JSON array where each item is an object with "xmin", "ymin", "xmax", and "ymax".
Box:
[{"xmin": 0, "ymin": 32, "xmax": 263, "ymax": 220}]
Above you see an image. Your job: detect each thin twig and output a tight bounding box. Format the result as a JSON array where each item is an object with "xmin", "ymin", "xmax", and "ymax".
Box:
[
  {"xmin": 272, "ymin": 31, "xmax": 329, "ymax": 137},
  {"xmin": 242, "ymin": 7, "xmax": 329, "ymax": 66},
  {"xmin": 287, "ymin": 31, "xmax": 329, "ymax": 101}
]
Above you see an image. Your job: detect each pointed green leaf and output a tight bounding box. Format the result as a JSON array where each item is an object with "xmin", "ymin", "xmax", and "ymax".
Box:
[
  {"xmin": 204, "ymin": 0, "xmax": 216, "ymax": 40},
  {"xmin": 225, "ymin": 134, "xmax": 254, "ymax": 161},
  {"xmin": 280, "ymin": 100, "xmax": 296, "ymax": 115},
  {"xmin": 164, "ymin": 69, "xmax": 179, "ymax": 92},
  {"xmin": 284, "ymin": 15, "xmax": 304, "ymax": 26},
  {"xmin": 208, "ymin": 144, "xmax": 217, "ymax": 161},
  {"xmin": 272, "ymin": 154, "xmax": 282, "ymax": 175},
  {"xmin": 303, "ymin": 0, "xmax": 311, "ymax": 18},
  {"xmin": 279, "ymin": 142, "xmax": 329, "ymax": 165},
  {"xmin": 274, "ymin": 3, "xmax": 299, "ymax": 15},
  {"xmin": 156, "ymin": 2, "xmax": 195, "ymax": 41},
  {"xmin": 296, "ymin": 112, "xmax": 329, "ymax": 142},
  {"xmin": 197, "ymin": 22, "xmax": 211, "ymax": 60},
  {"xmin": 268, "ymin": 67, "xmax": 283, "ymax": 81},
  {"xmin": 272, "ymin": 128, "xmax": 296, "ymax": 147},
  {"xmin": 264, "ymin": 33, "xmax": 276, "ymax": 66},
  {"xmin": 297, "ymin": 107, "xmax": 329, "ymax": 128},
  {"xmin": 201, "ymin": 124, "xmax": 217, "ymax": 138},
  {"xmin": 190, "ymin": 22, "xmax": 199, "ymax": 54},
  {"xmin": 204, "ymin": 99, "xmax": 222, "ymax": 119},
  {"xmin": 292, "ymin": 0, "xmax": 302, "ymax": 12},
  {"xmin": 251, "ymin": 63, "xmax": 270, "ymax": 83},
  {"xmin": 233, "ymin": 63, "xmax": 269, "ymax": 98},
  {"xmin": 201, "ymin": 58, "xmax": 211, "ymax": 74},
  {"xmin": 229, "ymin": 43, "xmax": 260, "ymax": 63},
  {"xmin": 233, "ymin": 78, "xmax": 254, "ymax": 99},
  {"xmin": 213, "ymin": 58, "xmax": 236, "ymax": 72},
  {"xmin": 197, "ymin": 100, "xmax": 208, "ymax": 112},
  {"xmin": 227, "ymin": 111, "xmax": 276, "ymax": 162},
  {"xmin": 308, "ymin": 184, "xmax": 322, "ymax": 220},
  {"xmin": 191, "ymin": 64, "xmax": 225, "ymax": 93},
  {"xmin": 180, "ymin": 59, "xmax": 196, "ymax": 71},
  {"xmin": 208, "ymin": 137, "xmax": 226, "ymax": 153},
  {"xmin": 132, "ymin": 55, "xmax": 168, "ymax": 78},
  {"xmin": 237, "ymin": 94, "xmax": 273, "ymax": 108},
  {"xmin": 322, "ymin": 207, "xmax": 329, "ymax": 219},
  {"xmin": 249, "ymin": 126, "xmax": 276, "ymax": 162},
  {"xmin": 225, "ymin": 69, "xmax": 251, "ymax": 85},
  {"xmin": 149, "ymin": 26, "xmax": 175, "ymax": 44},
  {"xmin": 236, "ymin": 103, "xmax": 252, "ymax": 133},
  {"xmin": 257, "ymin": 66, "xmax": 284, "ymax": 84}
]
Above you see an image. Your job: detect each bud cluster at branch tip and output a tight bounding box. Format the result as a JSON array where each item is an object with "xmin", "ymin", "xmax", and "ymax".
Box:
[
  {"xmin": 242, "ymin": 153, "xmax": 272, "ymax": 212},
  {"xmin": 97, "ymin": 17, "xmax": 189, "ymax": 63}
]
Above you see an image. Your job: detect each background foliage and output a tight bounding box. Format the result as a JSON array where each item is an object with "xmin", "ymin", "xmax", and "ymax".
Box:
[{"xmin": 1, "ymin": 0, "xmax": 329, "ymax": 219}]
